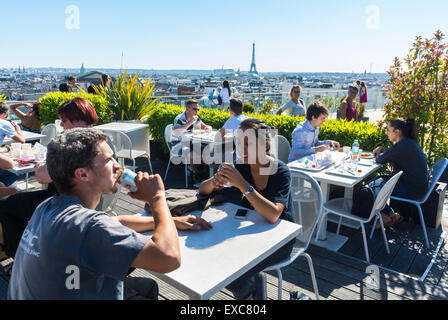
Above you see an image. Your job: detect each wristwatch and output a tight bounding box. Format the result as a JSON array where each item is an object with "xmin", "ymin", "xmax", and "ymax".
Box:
[{"xmin": 242, "ymin": 185, "xmax": 255, "ymax": 199}]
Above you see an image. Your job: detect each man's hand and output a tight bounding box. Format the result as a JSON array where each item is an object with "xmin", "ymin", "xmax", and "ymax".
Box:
[
  {"xmin": 173, "ymin": 216, "xmax": 213, "ymax": 231},
  {"xmin": 129, "ymin": 172, "xmax": 166, "ymax": 205},
  {"xmin": 315, "ymin": 144, "xmax": 330, "ymax": 153},
  {"xmin": 330, "ymin": 141, "xmax": 341, "ymax": 150},
  {"xmin": 188, "ymin": 115, "xmax": 199, "ymax": 125},
  {"xmin": 11, "ymin": 121, "xmax": 22, "ymax": 134}
]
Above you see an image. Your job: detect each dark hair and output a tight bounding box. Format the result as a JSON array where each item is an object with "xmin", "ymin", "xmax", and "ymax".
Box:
[
  {"xmin": 32, "ymin": 101, "xmax": 41, "ymax": 119},
  {"xmin": 223, "ymin": 80, "xmax": 232, "ymax": 97},
  {"xmin": 59, "ymin": 83, "xmax": 70, "ymax": 92},
  {"xmin": 57, "ymin": 98, "xmax": 99, "ymax": 125},
  {"xmin": 101, "ymin": 74, "xmax": 111, "ymax": 86},
  {"xmin": 229, "ymin": 98, "xmax": 243, "ymax": 115},
  {"xmin": 348, "ymin": 85, "xmax": 359, "ymax": 93},
  {"xmin": 389, "ymin": 118, "xmax": 417, "ymax": 140},
  {"xmin": 306, "ymin": 101, "xmax": 329, "ymax": 121},
  {"xmin": 87, "ymin": 85, "xmax": 96, "ymax": 94},
  {"xmin": 0, "ymin": 102, "xmax": 9, "ymax": 115},
  {"xmin": 186, "ymin": 99, "xmax": 199, "ymax": 109},
  {"xmin": 67, "ymin": 76, "xmax": 77, "ymax": 82},
  {"xmin": 239, "ymin": 118, "xmax": 272, "ymax": 141},
  {"xmin": 47, "ymin": 128, "xmax": 108, "ymax": 193}
]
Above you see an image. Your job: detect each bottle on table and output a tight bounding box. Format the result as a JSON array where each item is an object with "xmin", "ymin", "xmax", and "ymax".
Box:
[{"xmin": 351, "ymin": 139, "xmax": 360, "ymax": 161}]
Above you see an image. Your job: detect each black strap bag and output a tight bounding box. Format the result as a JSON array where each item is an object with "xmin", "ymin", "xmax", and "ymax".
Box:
[
  {"xmin": 351, "ymin": 185, "xmax": 375, "ymax": 219},
  {"xmin": 144, "ymin": 187, "xmax": 244, "ymax": 217}
]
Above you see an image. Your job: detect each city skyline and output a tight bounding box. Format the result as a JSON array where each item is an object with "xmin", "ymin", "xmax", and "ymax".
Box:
[{"xmin": 1, "ymin": 0, "xmax": 448, "ymax": 73}]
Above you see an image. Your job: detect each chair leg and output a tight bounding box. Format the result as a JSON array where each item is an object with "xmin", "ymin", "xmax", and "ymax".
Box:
[
  {"xmin": 360, "ymin": 223, "xmax": 370, "ymax": 263},
  {"xmin": 336, "ymin": 216, "xmax": 343, "ymax": 235},
  {"xmin": 369, "ymin": 215, "xmax": 379, "ymax": 239},
  {"xmin": 315, "ymin": 211, "xmax": 328, "ymax": 241},
  {"xmin": 417, "ymin": 205, "xmax": 430, "ymax": 249},
  {"xmin": 184, "ymin": 163, "xmax": 188, "ymax": 188},
  {"xmin": 276, "ymin": 269, "xmax": 283, "ymax": 300},
  {"xmin": 303, "ymin": 252, "xmax": 320, "ymax": 300},
  {"xmin": 378, "ymin": 214, "xmax": 390, "ymax": 254},
  {"xmin": 147, "ymin": 157, "xmax": 153, "ymax": 175},
  {"xmin": 164, "ymin": 160, "xmax": 171, "ymax": 181}
]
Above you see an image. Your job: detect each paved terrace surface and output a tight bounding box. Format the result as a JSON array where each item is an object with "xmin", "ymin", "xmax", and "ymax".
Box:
[{"xmin": 1, "ymin": 156, "xmax": 448, "ymax": 300}]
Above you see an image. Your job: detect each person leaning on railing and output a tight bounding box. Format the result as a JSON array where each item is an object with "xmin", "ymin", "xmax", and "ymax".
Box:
[{"xmin": 9, "ymin": 101, "xmax": 42, "ymax": 133}]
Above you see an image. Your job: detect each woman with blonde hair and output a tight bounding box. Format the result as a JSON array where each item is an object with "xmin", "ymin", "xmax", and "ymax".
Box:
[{"xmin": 276, "ymin": 85, "xmax": 306, "ymax": 117}]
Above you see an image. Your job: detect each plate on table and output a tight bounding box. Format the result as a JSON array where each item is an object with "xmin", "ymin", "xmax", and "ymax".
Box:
[
  {"xmin": 289, "ymin": 159, "xmax": 334, "ymax": 172},
  {"xmin": 360, "ymin": 152, "xmax": 374, "ymax": 159}
]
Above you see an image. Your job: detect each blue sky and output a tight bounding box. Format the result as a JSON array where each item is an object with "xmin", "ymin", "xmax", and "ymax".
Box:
[{"xmin": 1, "ymin": 0, "xmax": 447, "ymax": 73}]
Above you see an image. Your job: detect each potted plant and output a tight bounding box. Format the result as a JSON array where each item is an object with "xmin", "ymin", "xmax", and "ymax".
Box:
[{"xmin": 94, "ymin": 69, "xmax": 160, "ymax": 122}]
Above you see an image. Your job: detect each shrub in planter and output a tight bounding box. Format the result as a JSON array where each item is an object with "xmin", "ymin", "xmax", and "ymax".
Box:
[
  {"xmin": 145, "ymin": 104, "xmax": 389, "ymax": 155},
  {"xmin": 39, "ymin": 92, "xmax": 113, "ymax": 125}
]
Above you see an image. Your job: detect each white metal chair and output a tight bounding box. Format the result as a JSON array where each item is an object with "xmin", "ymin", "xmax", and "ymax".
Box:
[
  {"xmin": 319, "ymin": 171, "xmax": 403, "ymax": 263},
  {"xmin": 105, "ymin": 131, "xmax": 153, "ymax": 174},
  {"xmin": 163, "ymin": 124, "xmax": 190, "ymax": 188},
  {"xmin": 39, "ymin": 124, "xmax": 58, "ymax": 146},
  {"xmin": 385, "ymin": 158, "xmax": 448, "ymax": 249},
  {"xmin": 272, "ymin": 135, "xmax": 291, "ymax": 164},
  {"xmin": 263, "ymin": 171, "xmax": 322, "ymax": 300}
]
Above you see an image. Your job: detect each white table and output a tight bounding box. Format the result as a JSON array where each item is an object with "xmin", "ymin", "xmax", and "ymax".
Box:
[
  {"xmin": 288, "ymin": 153, "xmax": 382, "ymax": 252},
  {"xmin": 95, "ymin": 122, "xmax": 151, "ymax": 166},
  {"xmin": 179, "ymin": 130, "xmax": 234, "ymax": 177},
  {"xmin": 143, "ymin": 203, "xmax": 301, "ymax": 300},
  {"xmin": 4, "ymin": 130, "xmax": 46, "ymax": 144},
  {"xmin": 7, "ymin": 161, "xmax": 41, "ymax": 191}
]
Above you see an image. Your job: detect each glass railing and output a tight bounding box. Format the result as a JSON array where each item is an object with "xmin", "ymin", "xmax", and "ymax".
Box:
[{"xmin": 5, "ymin": 87, "xmax": 388, "ymax": 122}]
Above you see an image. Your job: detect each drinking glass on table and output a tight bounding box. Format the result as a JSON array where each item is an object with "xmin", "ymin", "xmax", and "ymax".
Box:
[
  {"xmin": 11, "ymin": 143, "xmax": 22, "ymax": 158},
  {"xmin": 22, "ymin": 143, "xmax": 33, "ymax": 158},
  {"xmin": 218, "ymin": 163, "xmax": 235, "ymax": 188}
]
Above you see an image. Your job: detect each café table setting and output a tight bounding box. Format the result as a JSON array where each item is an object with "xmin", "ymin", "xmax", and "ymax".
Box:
[
  {"xmin": 288, "ymin": 147, "xmax": 382, "ymax": 252},
  {"xmin": 1, "ymin": 142, "xmax": 47, "ymax": 191}
]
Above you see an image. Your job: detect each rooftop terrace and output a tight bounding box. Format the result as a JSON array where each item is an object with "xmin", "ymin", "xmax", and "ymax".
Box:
[{"xmin": 2, "ymin": 156, "xmax": 447, "ymax": 300}]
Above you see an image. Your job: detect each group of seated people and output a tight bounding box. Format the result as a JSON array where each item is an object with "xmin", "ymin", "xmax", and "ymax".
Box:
[{"xmin": 0, "ymin": 85, "xmax": 431, "ymax": 300}]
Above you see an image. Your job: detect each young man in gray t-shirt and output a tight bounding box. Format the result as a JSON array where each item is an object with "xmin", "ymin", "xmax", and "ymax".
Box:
[{"xmin": 7, "ymin": 128, "xmax": 211, "ymax": 300}]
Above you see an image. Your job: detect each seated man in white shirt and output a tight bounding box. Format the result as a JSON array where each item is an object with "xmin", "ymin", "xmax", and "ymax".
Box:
[
  {"xmin": 215, "ymin": 98, "xmax": 251, "ymax": 163},
  {"xmin": 217, "ymin": 98, "xmax": 251, "ymax": 140},
  {"xmin": 172, "ymin": 99, "xmax": 212, "ymax": 180}
]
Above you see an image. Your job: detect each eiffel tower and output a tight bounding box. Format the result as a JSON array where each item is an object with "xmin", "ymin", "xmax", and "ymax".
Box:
[{"xmin": 249, "ymin": 42, "xmax": 258, "ymax": 74}]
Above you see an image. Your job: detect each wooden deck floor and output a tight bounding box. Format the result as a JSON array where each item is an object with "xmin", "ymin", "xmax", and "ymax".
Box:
[{"xmin": 1, "ymin": 158, "xmax": 448, "ymax": 300}]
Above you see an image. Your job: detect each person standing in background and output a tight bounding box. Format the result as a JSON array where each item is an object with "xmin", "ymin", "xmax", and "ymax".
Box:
[
  {"xmin": 219, "ymin": 80, "xmax": 232, "ymax": 111},
  {"xmin": 276, "ymin": 85, "xmax": 306, "ymax": 117},
  {"xmin": 360, "ymin": 82, "xmax": 368, "ymax": 104},
  {"xmin": 339, "ymin": 86, "xmax": 359, "ymax": 122}
]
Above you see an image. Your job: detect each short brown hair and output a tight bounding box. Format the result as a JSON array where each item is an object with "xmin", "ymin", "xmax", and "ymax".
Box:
[
  {"xmin": 229, "ymin": 98, "xmax": 243, "ymax": 115},
  {"xmin": 0, "ymin": 102, "xmax": 9, "ymax": 115},
  {"xmin": 67, "ymin": 76, "xmax": 77, "ymax": 82},
  {"xmin": 306, "ymin": 101, "xmax": 329, "ymax": 121},
  {"xmin": 186, "ymin": 99, "xmax": 199, "ymax": 109}
]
